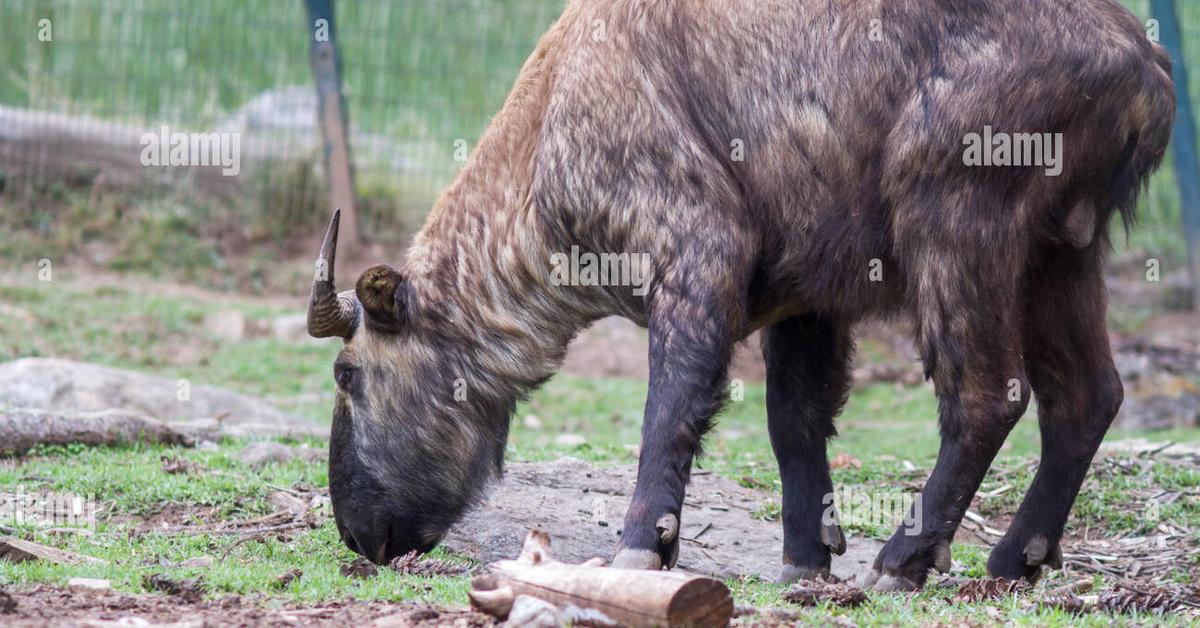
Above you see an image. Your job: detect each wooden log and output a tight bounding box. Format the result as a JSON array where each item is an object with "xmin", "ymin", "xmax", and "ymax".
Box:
[
  {"xmin": 0, "ymin": 537, "xmax": 107, "ymax": 565},
  {"xmin": 469, "ymin": 531, "xmax": 732, "ymax": 627},
  {"xmin": 0, "ymin": 408, "xmax": 196, "ymax": 456}
]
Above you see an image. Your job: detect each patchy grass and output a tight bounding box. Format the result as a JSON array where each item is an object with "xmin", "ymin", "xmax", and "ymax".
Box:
[
  {"xmin": 0, "ymin": 440, "xmax": 471, "ymax": 605},
  {"xmin": 1, "ymin": 278, "xmax": 1198, "ymax": 624}
]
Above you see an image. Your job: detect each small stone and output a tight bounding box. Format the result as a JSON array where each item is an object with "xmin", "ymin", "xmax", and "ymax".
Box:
[
  {"xmin": 504, "ymin": 594, "xmax": 563, "ymax": 628},
  {"xmin": 271, "ymin": 313, "xmax": 309, "ymax": 342},
  {"xmin": 554, "ymin": 434, "xmax": 586, "ymax": 447},
  {"xmin": 238, "ymin": 441, "xmax": 299, "ymax": 469},
  {"xmin": 276, "ymin": 569, "xmax": 303, "ymax": 588},
  {"xmin": 68, "ymin": 577, "xmax": 111, "ymax": 591},
  {"xmin": 203, "ymin": 310, "xmax": 247, "ymax": 341},
  {"xmin": 267, "ymin": 491, "xmax": 308, "ymax": 515}
]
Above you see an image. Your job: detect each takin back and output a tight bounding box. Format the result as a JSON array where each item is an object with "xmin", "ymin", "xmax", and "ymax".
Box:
[{"xmin": 305, "ymin": 0, "xmax": 1175, "ymax": 590}]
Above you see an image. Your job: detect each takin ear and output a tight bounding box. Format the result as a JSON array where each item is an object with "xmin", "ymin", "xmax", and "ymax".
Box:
[{"xmin": 355, "ymin": 265, "xmax": 408, "ymax": 333}]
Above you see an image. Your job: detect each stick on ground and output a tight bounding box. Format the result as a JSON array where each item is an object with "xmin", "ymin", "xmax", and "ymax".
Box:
[{"xmin": 469, "ymin": 530, "xmax": 732, "ymax": 627}]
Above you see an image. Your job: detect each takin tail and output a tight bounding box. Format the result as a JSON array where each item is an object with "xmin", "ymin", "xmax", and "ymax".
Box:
[
  {"xmin": 1111, "ymin": 41, "xmax": 1176, "ymax": 232},
  {"xmin": 1061, "ymin": 41, "xmax": 1176, "ymax": 249}
]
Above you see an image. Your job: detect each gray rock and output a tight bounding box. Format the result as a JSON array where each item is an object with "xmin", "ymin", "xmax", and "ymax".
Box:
[
  {"xmin": 238, "ymin": 441, "xmax": 325, "ymax": 469},
  {"xmin": 504, "ymin": 595, "xmax": 564, "ymax": 628},
  {"xmin": 203, "ymin": 310, "xmax": 247, "ymax": 341},
  {"xmin": 0, "ymin": 358, "xmax": 301, "ymax": 427},
  {"xmin": 271, "ymin": 313, "xmax": 309, "ymax": 342}
]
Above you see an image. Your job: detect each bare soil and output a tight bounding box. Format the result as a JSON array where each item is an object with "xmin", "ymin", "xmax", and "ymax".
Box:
[
  {"xmin": 0, "ymin": 584, "xmax": 491, "ymax": 628},
  {"xmin": 445, "ymin": 458, "xmax": 882, "ymax": 581}
]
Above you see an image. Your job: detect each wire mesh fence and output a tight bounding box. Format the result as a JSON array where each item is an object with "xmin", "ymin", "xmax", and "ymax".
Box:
[{"xmin": 0, "ymin": 0, "xmax": 1196, "ymax": 286}]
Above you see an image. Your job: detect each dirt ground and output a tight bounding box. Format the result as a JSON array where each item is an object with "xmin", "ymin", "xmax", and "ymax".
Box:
[
  {"xmin": 445, "ymin": 458, "xmax": 881, "ymax": 581},
  {"xmin": 0, "ymin": 585, "xmax": 492, "ymax": 628}
]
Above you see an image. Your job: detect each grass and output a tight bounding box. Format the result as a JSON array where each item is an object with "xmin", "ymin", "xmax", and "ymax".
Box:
[
  {"xmin": 1, "ymin": 277, "xmax": 1198, "ymax": 625},
  {"xmin": 0, "ymin": 0, "xmax": 564, "ymax": 211}
]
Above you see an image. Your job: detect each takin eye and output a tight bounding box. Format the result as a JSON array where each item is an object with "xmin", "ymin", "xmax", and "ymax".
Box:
[{"xmin": 334, "ymin": 363, "xmax": 358, "ymax": 391}]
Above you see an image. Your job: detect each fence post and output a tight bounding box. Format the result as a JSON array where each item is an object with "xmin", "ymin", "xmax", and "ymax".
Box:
[
  {"xmin": 1152, "ymin": 0, "xmax": 1200, "ymax": 309},
  {"xmin": 305, "ymin": 0, "xmax": 360, "ymax": 250}
]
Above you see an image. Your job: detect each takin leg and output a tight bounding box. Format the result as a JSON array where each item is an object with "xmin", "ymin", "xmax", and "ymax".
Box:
[
  {"xmin": 611, "ymin": 269, "xmax": 746, "ymax": 570},
  {"xmin": 863, "ymin": 241, "xmax": 1031, "ymax": 590},
  {"xmin": 987, "ymin": 247, "xmax": 1122, "ymax": 581},
  {"xmin": 763, "ymin": 314, "xmax": 854, "ymax": 583}
]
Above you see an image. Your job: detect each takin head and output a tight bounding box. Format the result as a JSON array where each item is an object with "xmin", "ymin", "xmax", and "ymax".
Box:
[{"xmin": 306, "ymin": 210, "xmax": 509, "ymax": 564}]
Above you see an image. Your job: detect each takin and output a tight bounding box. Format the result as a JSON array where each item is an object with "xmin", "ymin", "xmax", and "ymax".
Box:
[{"xmin": 305, "ymin": 0, "xmax": 1175, "ymax": 590}]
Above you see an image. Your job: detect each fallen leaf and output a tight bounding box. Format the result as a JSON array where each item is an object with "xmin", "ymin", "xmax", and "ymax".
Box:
[{"xmin": 830, "ymin": 453, "xmax": 862, "ymax": 470}]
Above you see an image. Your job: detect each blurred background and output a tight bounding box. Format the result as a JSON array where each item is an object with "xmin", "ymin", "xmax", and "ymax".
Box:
[{"xmin": 0, "ymin": 0, "xmax": 1197, "ymax": 293}]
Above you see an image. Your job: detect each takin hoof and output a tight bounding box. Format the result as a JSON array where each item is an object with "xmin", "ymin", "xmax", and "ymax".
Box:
[
  {"xmin": 859, "ymin": 539, "xmax": 953, "ymax": 592},
  {"xmin": 987, "ymin": 533, "xmax": 1062, "ymax": 583},
  {"xmin": 776, "ymin": 522, "xmax": 845, "ymax": 584},
  {"xmin": 777, "ymin": 564, "xmax": 831, "ymax": 585},
  {"xmin": 857, "ymin": 569, "xmax": 920, "ymax": 592},
  {"xmin": 612, "ymin": 514, "xmax": 680, "ymax": 570}
]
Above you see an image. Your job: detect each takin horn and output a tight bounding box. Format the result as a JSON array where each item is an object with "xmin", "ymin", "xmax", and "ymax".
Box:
[{"xmin": 307, "ymin": 208, "xmax": 361, "ymax": 339}]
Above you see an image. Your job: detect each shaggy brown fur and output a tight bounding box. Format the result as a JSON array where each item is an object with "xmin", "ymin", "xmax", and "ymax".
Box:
[{"xmin": 309, "ymin": 0, "xmax": 1174, "ymax": 587}]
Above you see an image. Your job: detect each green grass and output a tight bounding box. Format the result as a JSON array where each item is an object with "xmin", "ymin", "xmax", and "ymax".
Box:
[
  {"xmin": 1, "ymin": 278, "xmax": 1198, "ymax": 624},
  {"xmin": 0, "ymin": 440, "xmax": 471, "ymax": 605}
]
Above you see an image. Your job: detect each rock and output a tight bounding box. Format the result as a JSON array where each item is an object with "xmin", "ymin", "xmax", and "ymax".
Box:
[
  {"xmin": 0, "ymin": 358, "xmax": 303, "ymax": 428},
  {"xmin": 267, "ymin": 491, "xmax": 308, "ymax": 515},
  {"xmin": 271, "ymin": 313, "xmax": 309, "ymax": 342},
  {"xmin": 340, "ymin": 558, "xmax": 378, "ymax": 579},
  {"xmin": 217, "ymin": 86, "xmax": 318, "ymax": 136},
  {"xmin": 203, "ymin": 310, "xmax": 247, "ymax": 341},
  {"xmin": 444, "ymin": 458, "xmax": 882, "ymax": 581},
  {"xmin": 67, "ymin": 578, "xmax": 111, "ymax": 591},
  {"xmin": 504, "ymin": 595, "xmax": 564, "ymax": 628},
  {"xmin": 238, "ymin": 441, "xmax": 325, "ymax": 469},
  {"xmin": 553, "ymin": 434, "xmax": 586, "ymax": 447}
]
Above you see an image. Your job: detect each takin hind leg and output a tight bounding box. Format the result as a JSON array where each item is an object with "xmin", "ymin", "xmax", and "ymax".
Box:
[
  {"xmin": 863, "ymin": 236, "xmax": 1031, "ymax": 591},
  {"xmin": 763, "ymin": 313, "xmax": 854, "ymax": 583},
  {"xmin": 987, "ymin": 246, "xmax": 1122, "ymax": 581}
]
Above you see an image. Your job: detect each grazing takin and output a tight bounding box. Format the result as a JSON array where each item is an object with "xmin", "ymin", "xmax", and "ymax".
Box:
[{"xmin": 306, "ymin": 0, "xmax": 1175, "ymax": 590}]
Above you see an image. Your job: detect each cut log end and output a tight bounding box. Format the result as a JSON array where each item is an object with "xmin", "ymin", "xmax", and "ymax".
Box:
[{"xmin": 471, "ymin": 530, "xmax": 733, "ymax": 628}]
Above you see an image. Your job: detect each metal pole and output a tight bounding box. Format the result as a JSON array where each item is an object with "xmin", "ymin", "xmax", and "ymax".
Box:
[{"xmin": 1152, "ymin": 0, "xmax": 1200, "ymax": 309}]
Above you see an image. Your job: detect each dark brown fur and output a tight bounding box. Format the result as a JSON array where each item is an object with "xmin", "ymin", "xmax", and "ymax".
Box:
[{"xmin": 314, "ymin": 0, "xmax": 1174, "ymax": 585}]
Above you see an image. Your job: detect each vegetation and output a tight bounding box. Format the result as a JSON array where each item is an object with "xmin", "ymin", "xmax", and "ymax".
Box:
[
  {"xmin": 0, "ymin": 0, "xmax": 1197, "ymax": 289},
  {"xmin": 0, "ymin": 278, "xmax": 1197, "ymax": 624}
]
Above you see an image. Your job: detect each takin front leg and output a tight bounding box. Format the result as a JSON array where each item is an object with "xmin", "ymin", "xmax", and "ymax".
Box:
[
  {"xmin": 763, "ymin": 314, "xmax": 854, "ymax": 583},
  {"xmin": 864, "ymin": 251, "xmax": 1031, "ymax": 591},
  {"xmin": 987, "ymin": 248, "xmax": 1122, "ymax": 581},
  {"xmin": 611, "ymin": 278, "xmax": 743, "ymax": 570}
]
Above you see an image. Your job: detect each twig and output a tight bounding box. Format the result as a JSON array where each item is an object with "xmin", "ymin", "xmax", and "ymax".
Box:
[
  {"xmin": 152, "ymin": 521, "xmax": 308, "ymax": 537},
  {"xmin": 219, "ymin": 536, "xmax": 261, "ymax": 562}
]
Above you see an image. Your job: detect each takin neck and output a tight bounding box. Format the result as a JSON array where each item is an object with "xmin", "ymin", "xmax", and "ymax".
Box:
[{"xmin": 402, "ymin": 19, "xmax": 603, "ymax": 403}]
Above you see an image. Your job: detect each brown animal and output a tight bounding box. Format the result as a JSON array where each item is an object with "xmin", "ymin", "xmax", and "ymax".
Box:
[{"xmin": 306, "ymin": 0, "xmax": 1174, "ymax": 590}]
